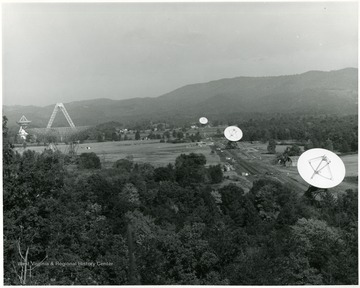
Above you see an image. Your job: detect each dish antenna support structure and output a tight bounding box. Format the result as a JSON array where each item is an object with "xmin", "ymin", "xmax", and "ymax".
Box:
[
  {"xmin": 224, "ymin": 126, "xmax": 243, "ymax": 142},
  {"xmin": 18, "ymin": 127, "xmax": 28, "ymax": 140},
  {"xmin": 297, "ymin": 148, "xmax": 346, "ymax": 199},
  {"xmin": 199, "ymin": 117, "xmax": 208, "ymax": 125},
  {"xmin": 17, "ymin": 115, "xmax": 31, "ymax": 129},
  {"xmin": 17, "ymin": 115, "xmax": 31, "ymax": 140},
  {"xmin": 47, "ymin": 103, "xmax": 76, "ymax": 129},
  {"xmin": 224, "ymin": 126, "xmax": 243, "ymax": 149},
  {"xmin": 199, "ymin": 117, "xmax": 209, "ymax": 140}
]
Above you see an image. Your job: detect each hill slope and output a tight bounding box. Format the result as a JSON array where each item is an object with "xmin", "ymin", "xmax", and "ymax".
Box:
[{"xmin": 3, "ymin": 68, "xmax": 357, "ymax": 128}]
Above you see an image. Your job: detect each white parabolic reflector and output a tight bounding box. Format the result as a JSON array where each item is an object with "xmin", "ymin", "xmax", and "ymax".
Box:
[
  {"xmin": 297, "ymin": 148, "xmax": 346, "ymax": 189},
  {"xmin": 199, "ymin": 117, "xmax": 208, "ymax": 125},
  {"xmin": 224, "ymin": 126, "xmax": 243, "ymax": 142}
]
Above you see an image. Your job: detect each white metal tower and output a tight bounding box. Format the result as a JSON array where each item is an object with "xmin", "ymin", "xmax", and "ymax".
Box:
[
  {"xmin": 17, "ymin": 115, "xmax": 31, "ymax": 128},
  {"xmin": 47, "ymin": 103, "xmax": 76, "ymax": 128}
]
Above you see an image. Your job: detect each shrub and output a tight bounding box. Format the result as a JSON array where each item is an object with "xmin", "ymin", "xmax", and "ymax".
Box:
[
  {"xmin": 78, "ymin": 152, "xmax": 101, "ymax": 169},
  {"xmin": 113, "ymin": 158, "xmax": 133, "ymax": 172}
]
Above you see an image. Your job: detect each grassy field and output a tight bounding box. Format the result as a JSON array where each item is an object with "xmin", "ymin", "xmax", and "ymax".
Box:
[
  {"xmin": 242, "ymin": 142, "xmax": 304, "ymax": 153},
  {"xmin": 262, "ymin": 152, "xmax": 358, "ymax": 193},
  {"xmin": 17, "ymin": 140, "xmax": 357, "ymax": 192},
  {"xmin": 18, "ymin": 140, "xmax": 221, "ymax": 168},
  {"xmin": 341, "ymin": 154, "xmax": 358, "ymax": 177}
]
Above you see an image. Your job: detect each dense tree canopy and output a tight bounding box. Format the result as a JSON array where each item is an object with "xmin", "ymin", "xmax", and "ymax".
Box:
[
  {"xmin": 78, "ymin": 152, "xmax": 101, "ymax": 169},
  {"xmin": 3, "ymin": 118, "xmax": 358, "ymax": 285}
]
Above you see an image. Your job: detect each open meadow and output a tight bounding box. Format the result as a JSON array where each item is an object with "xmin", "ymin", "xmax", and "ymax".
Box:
[
  {"xmin": 18, "ymin": 140, "xmax": 221, "ymax": 168},
  {"xmin": 341, "ymin": 154, "xmax": 358, "ymax": 177},
  {"xmin": 18, "ymin": 140, "xmax": 357, "ymax": 192}
]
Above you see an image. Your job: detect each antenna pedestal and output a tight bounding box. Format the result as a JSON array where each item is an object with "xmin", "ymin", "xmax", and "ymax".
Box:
[
  {"xmin": 225, "ymin": 141, "xmax": 238, "ymax": 149},
  {"xmin": 304, "ymin": 185, "xmax": 328, "ymax": 198}
]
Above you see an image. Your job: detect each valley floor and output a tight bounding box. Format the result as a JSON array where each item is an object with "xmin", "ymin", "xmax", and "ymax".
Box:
[{"xmin": 18, "ymin": 139, "xmax": 358, "ymax": 195}]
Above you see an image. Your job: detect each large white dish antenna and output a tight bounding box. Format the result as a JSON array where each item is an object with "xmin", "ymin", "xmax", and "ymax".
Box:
[
  {"xmin": 297, "ymin": 148, "xmax": 346, "ymax": 189},
  {"xmin": 18, "ymin": 127, "xmax": 28, "ymax": 140},
  {"xmin": 224, "ymin": 126, "xmax": 243, "ymax": 142},
  {"xmin": 199, "ymin": 117, "xmax": 208, "ymax": 125}
]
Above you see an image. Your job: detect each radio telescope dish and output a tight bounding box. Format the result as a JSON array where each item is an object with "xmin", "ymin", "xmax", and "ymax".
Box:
[
  {"xmin": 199, "ymin": 117, "xmax": 208, "ymax": 125},
  {"xmin": 297, "ymin": 148, "xmax": 346, "ymax": 189},
  {"xmin": 224, "ymin": 126, "xmax": 243, "ymax": 142},
  {"xmin": 18, "ymin": 127, "xmax": 28, "ymax": 140}
]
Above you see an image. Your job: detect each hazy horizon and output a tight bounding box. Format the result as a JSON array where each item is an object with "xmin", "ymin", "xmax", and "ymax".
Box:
[{"xmin": 2, "ymin": 2, "xmax": 358, "ymax": 106}]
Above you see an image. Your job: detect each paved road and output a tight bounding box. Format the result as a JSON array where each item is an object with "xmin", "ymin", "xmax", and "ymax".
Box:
[{"xmin": 213, "ymin": 141, "xmax": 307, "ymax": 194}]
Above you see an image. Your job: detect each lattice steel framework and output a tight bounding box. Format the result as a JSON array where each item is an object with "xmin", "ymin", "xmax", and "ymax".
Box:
[
  {"xmin": 47, "ymin": 103, "xmax": 76, "ymax": 129},
  {"xmin": 17, "ymin": 115, "xmax": 31, "ymax": 128}
]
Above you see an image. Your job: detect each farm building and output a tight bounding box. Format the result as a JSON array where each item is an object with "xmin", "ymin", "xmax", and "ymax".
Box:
[
  {"xmin": 223, "ymin": 163, "xmax": 235, "ymax": 172},
  {"xmin": 285, "ymin": 156, "xmax": 299, "ymax": 167}
]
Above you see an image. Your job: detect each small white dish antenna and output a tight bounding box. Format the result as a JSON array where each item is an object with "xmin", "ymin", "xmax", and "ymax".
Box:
[
  {"xmin": 199, "ymin": 117, "xmax": 208, "ymax": 125},
  {"xmin": 224, "ymin": 126, "xmax": 243, "ymax": 142},
  {"xmin": 297, "ymin": 148, "xmax": 346, "ymax": 189}
]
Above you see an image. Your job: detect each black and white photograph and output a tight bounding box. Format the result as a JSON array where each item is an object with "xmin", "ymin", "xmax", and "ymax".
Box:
[{"xmin": 2, "ymin": 1, "xmax": 358, "ymax": 285}]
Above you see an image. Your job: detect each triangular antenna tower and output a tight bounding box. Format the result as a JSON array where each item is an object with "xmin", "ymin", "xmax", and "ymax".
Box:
[
  {"xmin": 47, "ymin": 103, "xmax": 76, "ymax": 128},
  {"xmin": 17, "ymin": 115, "xmax": 31, "ymax": 128},
  {"xmin": 47, "ymin": 142, "xmax": 58, "ymax": 152}
]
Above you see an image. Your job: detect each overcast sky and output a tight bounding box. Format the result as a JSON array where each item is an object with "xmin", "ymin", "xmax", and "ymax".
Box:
[{"xmin": 2, "ymin": 2, "xmax": 358, "ymax": 106}]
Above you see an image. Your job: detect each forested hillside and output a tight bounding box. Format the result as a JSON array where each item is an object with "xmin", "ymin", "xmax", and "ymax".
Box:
[
  {"xmin": 3, "ymin": 116, "xmax": 358, "ymax": 285},
  {"xmin": 3, "ymin": 68, "xmax": 357, "ymax": 128}
]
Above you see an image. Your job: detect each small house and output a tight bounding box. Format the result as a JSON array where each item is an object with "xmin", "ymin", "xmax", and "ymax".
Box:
[{"xmin": 286, "ymin": 156, "xmax": 299, "ymax": 167}]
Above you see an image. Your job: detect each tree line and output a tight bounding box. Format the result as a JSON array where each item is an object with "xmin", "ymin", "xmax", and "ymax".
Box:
[{"xmin": 238, "ymin": 114, "xmax": 357, "ymax": 152}]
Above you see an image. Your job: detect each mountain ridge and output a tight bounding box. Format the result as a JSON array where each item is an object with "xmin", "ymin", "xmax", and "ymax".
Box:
[{"xmin": 3, "ymin": 67, "xmax": 358, "ymax": 128}]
